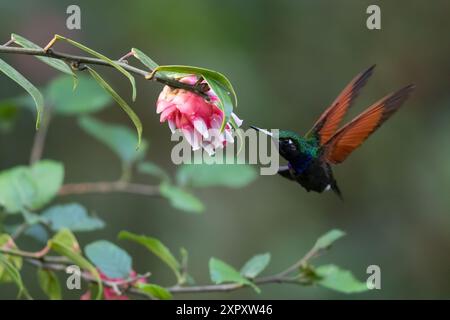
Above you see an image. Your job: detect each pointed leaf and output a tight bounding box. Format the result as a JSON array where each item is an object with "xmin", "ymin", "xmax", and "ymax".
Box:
[
  {"xmin": 313, "ymin": 229, "xmax": 346, "ymax": 251},
  {"xmin": 0, "ymin": 254, "xmax": 30, "ymax": 299},
  {"xmin": 131, "ymin": 48, "xmax": 159, "ymax": 70},
  {"xmin": 53, "ymin": 35, "xmax": 136, "ymax": 101},
  {"xmin": 37, "ymin": 269, "xmax": 62, "ymax": 300},
  {"xmin": 316, "ymin": 264, "xmax": 368, "ymax": 294},
  {"xmin": 86, "ymin": 67, "xmax": 142, "ymax": 148},
  {"xmin": 159, "ymin": 182, "xmax": 204, "ymax": 213},
  {"xmin": 0, "ymin": 58, "xmax": 43, "ymax": 129},
  {"xmin": 136, "ymin": 283, "xmax": 172, "ymax": 300},
  {"xmin": 240, "ymin": 253, "xmax": 271, "ymax": 279},
  {"xmin": 118, "ymin": 231, "xmax": 181, "ymax": 281},
  {"xmin": 0, "ymin": 160, "xmax": 64, "ymax": 214},
  {"xmin": 138, "ymin": 161, "xmax": 170, "ymax": 182},
  {"xmin": 85, "ymin": 240, "xmax": 132, "ymax": 279},
  {"xmin": 41, "ymin": 203, "xmax": 105, "ymax": 232},
  {"xmin": 209, "ymin": 258, "xmax": 260, "ymax": 293},
  {"xmin": 11, "ymin": 33, "xmax": 77, "ymax": 87},
  {"xmin": 50, "ymin": 229, "xmax": 102, "ymax": 300}
]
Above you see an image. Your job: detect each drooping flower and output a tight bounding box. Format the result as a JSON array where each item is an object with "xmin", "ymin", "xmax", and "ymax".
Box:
[
  {"xmin": 80, "ymin": 270, "xmax": 146, "ymax": 300},
  {"xmin": 156, "ymin": 75, "xmax": 242, "ymax": 155}
]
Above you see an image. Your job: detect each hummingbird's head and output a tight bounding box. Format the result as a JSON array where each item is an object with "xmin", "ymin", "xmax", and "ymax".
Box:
[{"xmin": 250, "ymin": 126, "xmax": 302, "ymax": 160}]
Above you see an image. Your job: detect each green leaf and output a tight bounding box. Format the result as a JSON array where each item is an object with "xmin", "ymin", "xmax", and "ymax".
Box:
[
  {"xmin": 176, "ymin": 163, "xmax": 257, "ymax": 188},
  {"xmin": 86, "ymin": 67, "xmax": 143, "ymax": 148},
  {"xmin": 0, "ymin": 234, "xmax": 23, "ymax": 283},
  {"xmin": 41, "ymin": 203, "xmax": 105, "ymax": 232},
  {"xmin": 316, "ymin": 264, "xmax": 368, "ymax": 294},
  {"xmin": 78, "ymin": 116, "xmax": 147, "ymax": 167},
  {"xmin": 47, "ymin": 75, "xmax": 111, "ymax": 115},
  {"xmin": 11, "ymin": 33, "xmax": 77, "ymax": 87},
  {"xmin": 135, "ymin": 283, "xmax": 172, "ymax": 300},
  {"xmin": 131, "ymin": 48, "xmax": 159, "ymax": 70},
  {"xmin": 0, "ymin": 160, "xmax": 64, "ymax": 214},
  {"xmin": 159, "ymin": 182, "xmax": 204, "ymax": 213},
  {"xmin": 118, "ymin": 231, "xmax": 181, "ymax": 281},
  {"xmin": 85, "ymin": 240, "xmax": 132, "ymax": 279},
  {"xmin": 153, "ymin": 65, "xmax": 237, "ymax": 131},
  {"xmin": 240, "ymin": 253, "xmax": 271, "ymax": 279},
  {"xmin": 138, "ymin": 162, "xmax": 170, "ymax": 182},
  {"xmin": 50, "ymin": 229, "xmax": 102, "ymax": 300},
  {"xmin": 37, "ymin": 269, "xmax": 61, "ymax": 300},
  {"xmin": 0, "ymin": 57, "xmax": 43, "ymax": 129},
  {"xmin": 0, "ymin": 254, "xmax": 30, "ymax": 299},
  {"xmin": 209, "ymin": 257, "xmax": 260, "ymax": 293},
  {"xmin": 313, "ymin": 229, "xmax": 346, "ymax": 252},
  {"xmin": 53, "ymin": 35, "xmax": 136, "ymax": 101},
  {"xmin": 52, "ymin": 229, "xmax": 80, "ymax": 252}
]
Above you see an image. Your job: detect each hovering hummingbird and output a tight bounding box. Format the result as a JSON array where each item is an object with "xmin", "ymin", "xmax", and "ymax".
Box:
[{"xmin": 252, "ymin": 65, "xmax": 415, "ymax": 198}]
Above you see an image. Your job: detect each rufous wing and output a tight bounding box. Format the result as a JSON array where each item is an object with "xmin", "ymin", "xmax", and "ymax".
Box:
[
  {"xmin": 306, "ymin": 65, "xmax": 376, "ymax": 145},
  {"xmin": 323, "ymin": 84, "xmax": 415, "ymax": 164}
]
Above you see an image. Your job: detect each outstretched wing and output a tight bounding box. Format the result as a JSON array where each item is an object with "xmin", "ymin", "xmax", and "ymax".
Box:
[
  {"xmin": 323, "ymin": 85, "xmax": 415, "ymax": 164},
  {"xmin": 306, "ymin": 65, "xmax": 376, "ymax": 145}
]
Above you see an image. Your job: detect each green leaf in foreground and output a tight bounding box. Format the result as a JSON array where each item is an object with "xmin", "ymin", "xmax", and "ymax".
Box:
[
  {"xmin": 159, "ymin": 182, "xmax": 204, "ymax": 213},
  {"xmin": 47, "ymin": 75, "xmax": 111, "ymax": 115},
  {"xmin": 313, "ymin": 229, "xmax": 346, "ymax": 251},
  {"xmin": 240, "ymin": 253, "xmax": 271, "ymax": 279},
  {"xmin": 41, "ymin": 203, "xmax": 105, "ymax": 232},
  {"xmin": 209, "ymin": 257, "xmax": 260, "ymax": 293},
  {"xmin": 50, "ymin": 229, "xmax": 102, "ymax": 300},
  {"xmin": 119, "ymin": 231, "xmax": 181, "ymax": 281},
  {"xmin": 136, "ymin": 283, "xmax": 172, "ymax": 300},
  {"xmin": 316, "ymin": 264, "xmax": 368, "ymax": 294},
  {"xmin": 176, "ymin": 163, "xmax": 257, "ymax": 188},
  {"xmin": 0, "ymin": 160, "xmax": 64, "ymax": 214},
  {"xmin": 86, "ymin": 67, "xmax": 143, "ymax": 148},
  {"xmin": 53, "ymin": 35, "xmax": 136, "ymax": 101},
  {"xmin": 131, "ymin": 48, "xmax": 159, "ymax": 70},
  {"xmin": 0, "ymin": 234, "xmax": 23, "ymax": 283},
  {"xmin": 85, "ymin": 240, "xmax": 132, "ymax": 279},
  {"xmin": 0, "ymin": 254, "xmax": 30, "ymax": 299},
  {"xmin": 0, "ymin": 58, "xmax": 43, "ymax": 129},
  {"xmin": 11, "ymin": 33, "xmax": 77, "ymax": 87},
  {"xmin": 78, "ymin": 116, "xmax": 146, "ymax": 166},
  {"xmin": 37, "ymin": 269, "xmax": 61, "ymax": 300}
]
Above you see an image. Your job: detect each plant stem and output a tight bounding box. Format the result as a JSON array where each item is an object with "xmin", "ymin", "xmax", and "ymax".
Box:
[
  {"xmin": 58, "ymin": 181, "xmax": 160, "ymax": 196},
  {"xmin": 0, "ymin": 44, "xmax": 208, "ymax": 98}
]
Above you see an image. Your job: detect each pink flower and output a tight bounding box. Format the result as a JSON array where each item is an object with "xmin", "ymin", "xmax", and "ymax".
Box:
[
  {"xmin": 156, "ymin": 76, "xmax": 243, "ymax": 155},
  {"xmin": 81, "ymin": 270, "xmax": 146, "ymax": 300}
]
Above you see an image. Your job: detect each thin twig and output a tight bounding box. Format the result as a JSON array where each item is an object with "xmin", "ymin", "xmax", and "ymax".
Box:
[
  {"xmin": 58, "ymin": 181, "xmax": 160, "ymax": 196},
  {"xmin": 0, "ymin": 44, "xmax": 209, "ymax": 98},
  {"xmin": 30, "ymin": 107, "xmax": 52, "ymax": 164}
]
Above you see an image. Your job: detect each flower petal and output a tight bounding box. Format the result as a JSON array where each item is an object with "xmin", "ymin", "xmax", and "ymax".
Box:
[{"xmin": 193, "ymin": 118, "xmax": 209, "ymax": 139}]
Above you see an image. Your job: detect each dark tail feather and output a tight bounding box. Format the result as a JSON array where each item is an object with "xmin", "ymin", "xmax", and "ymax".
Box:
[{"xmin": 331, "ymin": 180, "xmax": 343, "ymax": 200}]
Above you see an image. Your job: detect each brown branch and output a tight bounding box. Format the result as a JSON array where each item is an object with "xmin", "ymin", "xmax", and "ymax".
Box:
[
  {"xmin": 58, "ymin": 181, "xmax": 160, "ymax": 196},
  {"xmin": 0, "ymin": 44, "xmax": 209, "ymax": 98}
]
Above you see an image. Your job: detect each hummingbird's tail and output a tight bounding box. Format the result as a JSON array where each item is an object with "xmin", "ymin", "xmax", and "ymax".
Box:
[{"xmin": 331, "ymin": 180, "xmax": 343, "ymax": 200}]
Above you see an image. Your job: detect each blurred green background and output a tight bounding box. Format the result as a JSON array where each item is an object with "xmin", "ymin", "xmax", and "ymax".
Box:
[{"xmin": 1, "ymin": 0, "xmax": 450, "ymax": 299}]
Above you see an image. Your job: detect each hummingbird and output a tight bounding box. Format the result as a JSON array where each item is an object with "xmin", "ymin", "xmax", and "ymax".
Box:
[{"xmin": 251, "ymin": 65, "xmax": 415, "ymax": 198}]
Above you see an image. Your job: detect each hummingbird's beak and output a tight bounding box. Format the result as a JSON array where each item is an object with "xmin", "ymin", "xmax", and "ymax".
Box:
[{"xmin": 250, "ymin": 125, "xmax": 273, "ymax": 137}]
